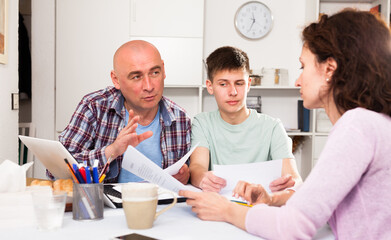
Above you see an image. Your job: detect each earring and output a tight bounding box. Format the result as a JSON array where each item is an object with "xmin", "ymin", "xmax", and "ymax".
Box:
[{"xmin": 326, "ymin": 78, "xmax": 330, "ymax": 82}]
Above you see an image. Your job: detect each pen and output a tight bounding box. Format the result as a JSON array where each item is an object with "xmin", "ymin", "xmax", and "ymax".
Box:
[
  {"xmin": 93, "ymin": 160, "xmax": 99, "ymax": 168},
  {"xmin": 64, "ymin": 158, "xmax": 79, "ymax": 183},
  {"xmin": 92, "ymin": 167, "xmax": 99, "ymax": 184},
  {"xmin": 73, "ymin": 163, "xmax": 85, "ymax": 184},
  {"xmin": 85, "ymin": 166, "xmax": 92, "ymax": 184},
  {"xmin": 79, "ymin": 167, "xmax": 87, "ymax": 183},
  {"xmin": 99, "ymin": 155, "xmax": 113, "ymax": 179},
  {"xmin": 231, "ymin": 200, "xmax": 253, "ymax": 207}
]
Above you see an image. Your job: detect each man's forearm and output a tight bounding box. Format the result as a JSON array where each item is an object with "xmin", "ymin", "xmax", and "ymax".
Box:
[{"xmin": 105, "ymin": 144, "xmax": 119, "ymax": 160}]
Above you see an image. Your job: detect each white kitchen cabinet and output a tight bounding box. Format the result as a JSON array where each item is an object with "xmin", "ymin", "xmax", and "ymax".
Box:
[
  {"xmin": 55, "ymin": 0, "xmax": 131, "ymax": 133},
  {"xmin": 129, "ymin": 0, "xmax": 204, "ymax": 87},
  {"xmin": 129, "ymin": 0, "xmax": 204, "ymax": 38}
]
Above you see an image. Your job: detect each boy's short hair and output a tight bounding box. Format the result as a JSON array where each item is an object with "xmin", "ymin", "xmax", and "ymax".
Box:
[{"xmin": 206, "ymin": 46, "xmax": 250, "ymax": 82}]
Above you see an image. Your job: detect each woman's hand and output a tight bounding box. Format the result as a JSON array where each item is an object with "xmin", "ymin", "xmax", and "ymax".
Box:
[
  {"xmin": 179, "ymin": 190, "xmax": 249, "ymax": 230},
  {"xmin": 179, "ymin": 190, "xmax": 232, "ymax": 221},
  {"xmin": 232, "ymin": 181, "xmax": 272, "ymax": 205}
]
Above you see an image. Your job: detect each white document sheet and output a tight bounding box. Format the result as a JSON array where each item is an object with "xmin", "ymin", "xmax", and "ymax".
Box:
[
  {"xmin": 163, "ymin": 143, "xmax": 199, "ymax": 175},
  {"xmin": 213, "ymin": 159, "xmax": 282, "ymax": 200},
  {"xmin": 121, "ymin": 146, "xmax": 200, "ymax": 193}
]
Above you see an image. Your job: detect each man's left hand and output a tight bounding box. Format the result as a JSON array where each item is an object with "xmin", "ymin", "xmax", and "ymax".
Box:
[{"xmin": 172, "ymin": 164, "xmax": 190, "ymax": 185}]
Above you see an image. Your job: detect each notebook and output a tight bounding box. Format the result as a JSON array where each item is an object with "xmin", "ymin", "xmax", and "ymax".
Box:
[{"xmin": 103, "ymin": 183, "xmax": 187, "ymax": 209}]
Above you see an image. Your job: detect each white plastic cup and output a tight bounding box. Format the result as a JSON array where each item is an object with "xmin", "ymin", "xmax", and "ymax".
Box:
[{"xmin": 31, "ymin": 190, "xmax": 67, "ymax": 231}]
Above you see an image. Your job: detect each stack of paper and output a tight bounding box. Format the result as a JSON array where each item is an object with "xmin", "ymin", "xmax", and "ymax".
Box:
[{"xmin": 213, "ymin": 160, "xmax": 282, "ymax": 201}]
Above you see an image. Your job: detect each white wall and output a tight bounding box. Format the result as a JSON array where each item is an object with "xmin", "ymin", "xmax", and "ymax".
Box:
[
  {"xmin": 31, "ymin": 0, "xmax": 56, "ymax": 178},
  {"xmin": 204, "ymin": 0, "xmax": 309, "ymax": 86},
  {"xmin": 0, "ymin": 0, "xmax": 19, "ymax": 164}
]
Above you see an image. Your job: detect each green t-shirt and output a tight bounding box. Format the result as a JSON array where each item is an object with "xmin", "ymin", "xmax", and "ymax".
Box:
[{"xmin": 191, "ymin": 109, "xmax": 294, "ymax": 169}]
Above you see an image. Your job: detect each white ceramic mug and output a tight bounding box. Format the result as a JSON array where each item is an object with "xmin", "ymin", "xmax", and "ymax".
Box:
[{"xmin": 121, "ymin": 183, "xmax": 177, "ymax": 229}]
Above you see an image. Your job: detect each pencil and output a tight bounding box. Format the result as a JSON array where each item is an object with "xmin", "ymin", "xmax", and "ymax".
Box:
[
  {"xmin": 231, "ymin": 200, "xmax": 253, "ymax": 207},
  {"xmin": 64, "ymin": 158, "xmax": 79, "ymax": 184},
  {"xmin": 99, "ymin": 174, "xmax": 106, "ymax": 183}
]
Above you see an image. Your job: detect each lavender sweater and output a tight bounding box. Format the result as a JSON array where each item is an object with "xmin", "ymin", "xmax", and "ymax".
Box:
[{"xmin": 245, "ymin": 108, "xmax": 391, "ymax": 240}]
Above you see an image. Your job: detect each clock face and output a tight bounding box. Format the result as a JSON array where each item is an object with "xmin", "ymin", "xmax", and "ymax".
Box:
[{"xmin": 234, "ymin": 1, "xmax": 273, "ymax": 40}]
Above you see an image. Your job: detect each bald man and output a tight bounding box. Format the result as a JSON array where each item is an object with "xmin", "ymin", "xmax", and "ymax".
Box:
[{"xmin": 59, "ymin": 40, "xmax": 191, "ymax": 184}]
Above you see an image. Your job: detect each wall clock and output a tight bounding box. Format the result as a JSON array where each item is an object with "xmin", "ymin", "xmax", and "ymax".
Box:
[{"xmin": 234, "ymin": 1, "xmax": 273, "ymax": 40}]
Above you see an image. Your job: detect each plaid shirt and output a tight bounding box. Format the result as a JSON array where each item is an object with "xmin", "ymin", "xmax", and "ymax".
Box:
[{"xmin": 58, "ymin": 86, "xmax": 191, "ymax": 182}]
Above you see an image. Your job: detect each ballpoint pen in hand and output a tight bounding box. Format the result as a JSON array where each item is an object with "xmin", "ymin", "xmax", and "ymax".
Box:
[{"xmin": 99, "ymin": 155, "xmax": 113, "ymax": 179}]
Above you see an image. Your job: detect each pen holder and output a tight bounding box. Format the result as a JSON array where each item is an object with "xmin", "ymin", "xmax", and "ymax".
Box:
[{"xmin": 72, "ymin": 183, "xmax": 104, "ymax": 221}]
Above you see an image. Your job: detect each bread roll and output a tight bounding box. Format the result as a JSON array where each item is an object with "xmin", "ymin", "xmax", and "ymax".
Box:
[
  {"xmin": 53, "ymin": 179, "xmax": 73, "ymax": 197},
  {"xmin": 30, "ymin": 179, "xmax": 53, "ymax": 187},
  {"xmin": 29, "ymin": 179, "xmax": 73, "ymax": 197}
]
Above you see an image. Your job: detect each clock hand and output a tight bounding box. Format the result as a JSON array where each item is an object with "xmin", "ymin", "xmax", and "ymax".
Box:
[{"xmin": 248, "ymin": 16, "xmax": 256, "ymax": 32}]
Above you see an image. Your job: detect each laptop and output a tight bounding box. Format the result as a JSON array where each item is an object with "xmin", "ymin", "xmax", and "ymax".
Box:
[{"xmin": 18, "ymin": 135, "xmax": 79, "ymax": 179}]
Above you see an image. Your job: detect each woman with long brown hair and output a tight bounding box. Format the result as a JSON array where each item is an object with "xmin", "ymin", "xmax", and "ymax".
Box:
[{"xmin": 180, "ymin": 9, "xmax": 391, "ymax": 239}]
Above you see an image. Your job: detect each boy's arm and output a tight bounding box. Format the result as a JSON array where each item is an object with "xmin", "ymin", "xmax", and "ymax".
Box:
[
  {"xmin": 271, "ymin": 158, "xmax": 302, "ymax": 190},
  {"xmin": 281, "ymin": 158, "xmax": 302, "ymax": 186},
  {"xmin": 268, "ymin": 120, "xmax": 303, "ymax": 192},
  {"xmin": 189, "ymin": 147, "xmax": 210, "ymax": 188},
  {"xmin": 189, "ymin": 147, "xmax": 226, "ymax": 192}
]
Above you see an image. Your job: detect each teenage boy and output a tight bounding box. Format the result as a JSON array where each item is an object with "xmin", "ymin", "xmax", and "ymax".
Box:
[{"xmin": 189, "ymin": 46, "xmax": 302, "ymax": 205}]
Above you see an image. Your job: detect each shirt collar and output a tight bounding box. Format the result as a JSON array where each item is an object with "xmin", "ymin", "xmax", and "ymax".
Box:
[
  {"xmin": 159, "ymin": 96, "xmax": 175, "ymax": 127},
  {"xmin": 109, "ymin": 87, "xmax": 125, "ymax": 117},
  {"xmin": 110, "ymin": 89, "xmax": 175, "ymax": 127}
]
